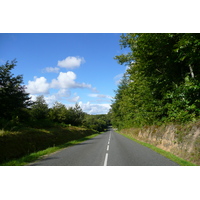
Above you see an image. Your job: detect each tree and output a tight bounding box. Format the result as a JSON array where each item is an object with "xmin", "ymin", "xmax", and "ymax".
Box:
[
  {"xmin": 112, "ymin": 33, "xmax": 200, "ymax": 127},
  {"xmin": 83, "ymin": 114, "xmax": 109, "ymax": 131},
  {"xmin": 49, "ymin": 102, "xmax": 68, "ymax": 123},
  {"xmin": 68, "ymin": 103, "xmax": 85, "ymax": 126},
  {"xmin": 31, "ymin": 95, "xmax": 49, "ymax": 120},
  {"xmin": 111, "ymin": 73, "xmax": 132, "ymax": 128},
  {"xmin": 0, "ymin": 59, "xmax": 32, "ymax": 120}
]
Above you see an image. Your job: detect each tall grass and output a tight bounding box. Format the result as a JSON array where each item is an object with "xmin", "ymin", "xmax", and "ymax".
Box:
[
  {"xmin": 0, "ymin": 124, "xmax": 98, "ymax": 164},
  {"xmin": 1, "ymin": 133, "xmax": 100, "ymax": 166}
]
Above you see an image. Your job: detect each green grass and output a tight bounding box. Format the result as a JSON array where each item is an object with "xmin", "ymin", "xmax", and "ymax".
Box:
[
  {"xmin": 118, "ymin": 132, "xmax": 196, "ymax": 166},
  {"xmin": 1, "ymin": 133, "xmax": 100, "ymax": 166}
]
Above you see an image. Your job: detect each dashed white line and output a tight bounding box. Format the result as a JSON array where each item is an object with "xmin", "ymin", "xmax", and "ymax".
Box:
[
  {"xmin": 104, "ymin": 153, "xmax": 108, "ymax": 166},
  {"xmin": 107, "ymin": 145, "xmax": 109, "ymax": 151},
  {"xmin": 103, "ymin": 131, "xmax": 112, "ymax": 166}
]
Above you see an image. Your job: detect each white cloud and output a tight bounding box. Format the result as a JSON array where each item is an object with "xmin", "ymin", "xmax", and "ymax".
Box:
[
  {"xmin": 44, "ymin": 95, "xmax": 58, "ymax": 107},
  {"xmin": 29, "ymin": 89, "xmax": 71, "ymax": 107},
  {"xmin": 78, "ymin": 101, "xmax": 111, "ymax": 114},
  {"xmin": 57, "ymin": 88, "xmax": 71, "ymax": 97},
  {"xmin": 47, "ymin": 89, "xmax": 71, "ymax": 104},
  {"xmin": 88, "ymin": 94, "xmax": 112, "ymax": 99},
  {"xmin": 51, "ymin": 71, "xmax": 76, "ymax": 89},
  {"xmin": 57, "ymin": 56, "xmax": 85, "ymax": 69},
  {"xmin": 26, "ymin": 71, "xmax": 96, "ymax": 97},
  {"xmin": 67, "ymin": 93, "xmax": 80, "ymax": 102},
  {"xmin": 43, "ymin": 67, "xmax": 60, "ymax": 73},
  {"xmin": 29, "ymin": 94, "xmax": 37, "ymax": 102},
  {"xmin": 50, "ymin": 71, "xmax": 94, "ymax": 90},
  {"xmin": 26, "ymin": 76, "xmax": 50, "ymax": 94}
]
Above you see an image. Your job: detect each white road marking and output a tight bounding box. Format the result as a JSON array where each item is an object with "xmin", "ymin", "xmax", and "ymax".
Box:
[
  {"xmin": 103, "ymin": 131, "xmax": 112, "ymax": 166},
  {"xmin": 104, "ymin": 153, "xmax": 108, "ymax": 166},
  {"xmin": 108, "ymin": 131, "xmax": 111, "ymax": 144},
  {"xmin": 107, "ymin": 145, "xmax": 109, "ymax": 151}
]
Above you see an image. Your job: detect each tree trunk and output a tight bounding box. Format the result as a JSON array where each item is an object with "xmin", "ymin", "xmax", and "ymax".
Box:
[{"xmin": 189, "ymin": 64, "xmax": 195, "ymax": 78}]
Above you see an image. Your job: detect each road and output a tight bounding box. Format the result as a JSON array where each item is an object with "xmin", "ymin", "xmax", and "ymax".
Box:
[{"xmin": 29, "ymin": 127, "xmax": 179, "ymax": 166}]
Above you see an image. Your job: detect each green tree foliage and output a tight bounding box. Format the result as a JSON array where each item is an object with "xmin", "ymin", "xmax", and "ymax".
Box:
[
  {"xmin": 49, "ymin": 101, "xmax": 68, "ymax": 123},
  {"xmin": 68, "ymin": 103, "xmax": 85, "ymax": 126},
  {"xmin": 0, "ymin": 60, "xmax": 32, "ymax": 120},
  {"xmin": 49, "ymin": 102, "xmax": 83, "ymax": 126},
  {"xmin": 30, "ymin": 95, "xmax": 49, "ymax": 120},
  {"xmin": 83, "ymin": 114, "xmax": 110, "ymax": 132},
  {"xmin": 110, "ymin": 74, "xmax": 133, "ymax": 129},
  {"xmin": 48, "ymin": 101, "xmax": 111, "ymax": 130},
  {"xmin": 111, "ymin": 33, "xmax": 200, "ymax": 128}
]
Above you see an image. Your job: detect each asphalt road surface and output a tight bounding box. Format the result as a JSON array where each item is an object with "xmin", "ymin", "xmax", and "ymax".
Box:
[{"xmin": 29, "ymin": 128, "xmax": 179, "ymax": 166}]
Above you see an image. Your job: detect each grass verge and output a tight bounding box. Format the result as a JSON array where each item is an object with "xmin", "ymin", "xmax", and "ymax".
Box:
[
  {"xmin": 1, "ymin": 133, "xmax": 100, "ymax": 166},
  {"xmin": 118, "ymin": 131, "xmax": 196, "ymax": 166}
]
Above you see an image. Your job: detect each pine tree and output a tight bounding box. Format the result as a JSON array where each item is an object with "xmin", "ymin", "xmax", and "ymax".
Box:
[{"xmin": 0, "ymin": 59, "xmax": 32, "ymax": 120}]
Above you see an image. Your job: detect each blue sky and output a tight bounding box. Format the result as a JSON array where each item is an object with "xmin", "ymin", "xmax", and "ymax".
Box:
[{"xmin": 0, "ymin": 33, "xmax": 128, "ymax": 114}]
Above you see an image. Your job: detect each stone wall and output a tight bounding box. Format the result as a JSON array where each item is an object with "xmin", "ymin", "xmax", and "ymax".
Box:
[{"xmin": 121, "ymin": 122, "xmax": 200, "ymax": 165}]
